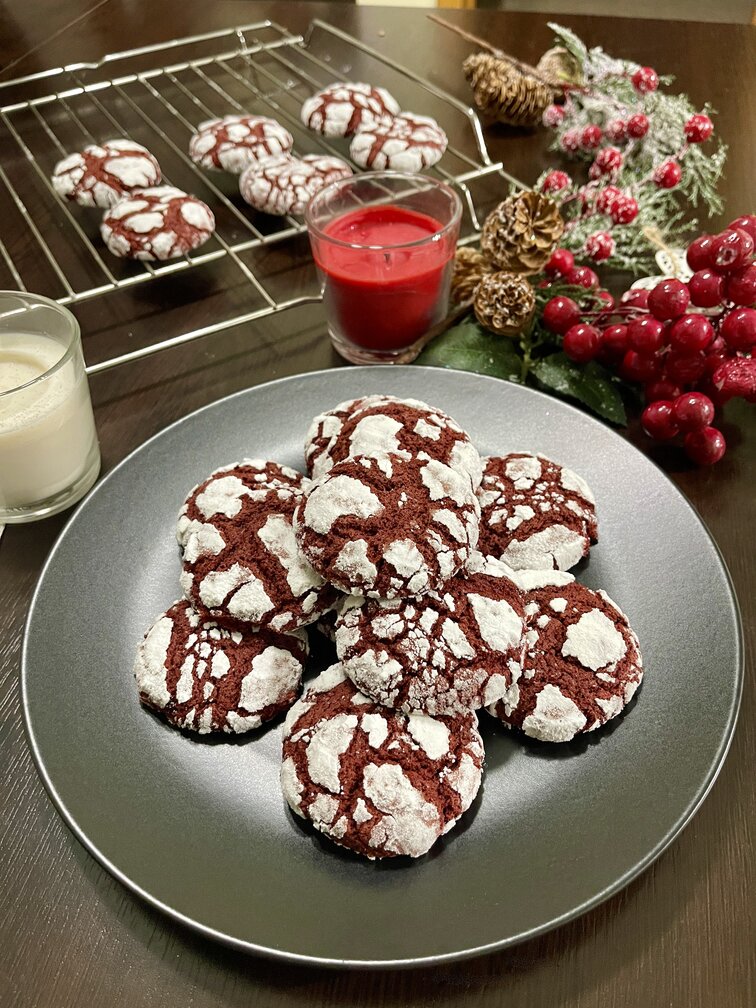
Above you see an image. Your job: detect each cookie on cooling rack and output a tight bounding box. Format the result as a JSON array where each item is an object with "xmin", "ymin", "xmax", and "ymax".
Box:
[
  {"xmin": 280, "ymin": 663, "xmax": 484, "ymax": 859},
  {"xmin": 134, "ymin": 599, "xmax": 308, "ymax": 734},
  {"xmin": 487, "ymin": 570, "xmax": 643, "ymax": 743},
  {"xmin": 349, "ymin": 113, "xmax": 448, "ymax": 173},
  {"xmin": 101, "ymin": 186, "xmax": 215, "ymax": 260},
  {"xmin": 335, "ymin": 553, "xmax": 526, "ymax": 716},
  {"xmin": 477, "ymin": 453, "xmax": 598, "ymax": 571},
  {"xmin": 294, "ymin": 452, "xmax": 479, "ymax": 599},
  {"xmin": 239, "ymin": 154, "xmax": 352, "ymax": 216},
  {"xmin": 52, "ymin": 139, "xmax": 162, "ymax": 208},
  {"xmin": 188, "ymin": 114, "xmax": 294, "ymax": 174},
  {"xmin": 300, "ymin": 82, "xmax": 400, "ymax": 137}
]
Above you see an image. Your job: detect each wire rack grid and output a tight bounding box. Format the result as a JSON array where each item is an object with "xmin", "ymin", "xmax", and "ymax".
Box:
[{"xmin": 0, "ymin": 20, "xmax": 518, "ymax": 374}]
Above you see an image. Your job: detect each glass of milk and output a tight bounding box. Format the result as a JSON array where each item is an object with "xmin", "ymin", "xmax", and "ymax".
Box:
[{"xmin": 0, "ymin": 292, "xmax": 100, "ymax": 523}]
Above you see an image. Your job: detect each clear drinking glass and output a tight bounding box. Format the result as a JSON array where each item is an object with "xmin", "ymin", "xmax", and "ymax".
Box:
[
  {"xmin": 305, "ymin": 172, "xmax": 462, "ymax": 364},
  {"xmin": 0, "ymin": 292, "xmax": 100, "ymax": 523}
]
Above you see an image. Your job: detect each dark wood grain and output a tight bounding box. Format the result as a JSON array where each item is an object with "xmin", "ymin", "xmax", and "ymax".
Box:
[{"xmin": 1, "ymin": 4, "xmax": 753, "ymax": 1007}]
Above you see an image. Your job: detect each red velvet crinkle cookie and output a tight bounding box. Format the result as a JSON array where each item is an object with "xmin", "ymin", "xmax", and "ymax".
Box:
[
  {"xmin": 349, "ymin": 113, "xmax": 448, "ymax": 172},
  {"xmin": 477, "ymin": 453, "xmax": 598, "ymax": 571},
  {"xmin": 304, "ymin": 395, "xmax": 483, "ymax": 489},
  {"xmin": 51, "ymin": 139, "xmax": 161, "ymax": 208},
  {"xmin": 179, "ymin": 474, "xmax": 337, "ymax": 633},
  {"xmin": 294, "ymin": 452, "xmax": 480, "ymax": 599},
  {"xmin": 239, "ymin": 154, "xmax": 352, "ymax": 216},
  {"xmin": 335, "ymin": 553, "xmax": 526, "ymax": 715},
  {"xmin": 300, "ymin": 82, "xmax": 400, "ymax": 137},
  {"xmin": 188, "ymin": 114, "xmax": 293, "ymax": 173},
  {"xmin": 314, "ymin": 593, "xmax": 364, "ymax": 644},
  {"xmin": 487, "ymin": 570, "xmax": 643, "ymax": 743},
  {"xmin": 101, "ymin": 186, "xmax": 215, "ymax": 260},
  {"xmin": 280, "ymin": 664, "xmax": 484, "ymax": 859},
  {"xmin": 177, "ymin": 459, "xmax": 306, "ymax": 550},
  {"xmin": 134, "ymin": 599, "xmax": 308, "ymax": 734}
]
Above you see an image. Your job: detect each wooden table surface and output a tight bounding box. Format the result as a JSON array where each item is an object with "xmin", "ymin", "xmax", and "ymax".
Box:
[{"xmin": 1, "ymin": 3, "xmax": 753, "ymax": 1006}]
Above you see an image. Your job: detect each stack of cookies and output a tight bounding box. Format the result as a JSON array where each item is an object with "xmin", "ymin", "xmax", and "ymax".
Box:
[{"xmin": 134, "ymin": 395, "xmax": 643, "ymax": 862}]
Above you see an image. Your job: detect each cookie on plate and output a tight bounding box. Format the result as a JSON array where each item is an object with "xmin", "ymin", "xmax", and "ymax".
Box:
[
  {"xmin": 477, "ymin": 453, "xmax": 598, "ymax": 571},
  {"xmin": 349, "ymin": 113, "xmax": 448, "ymax": 172},
  {"xmin": 300, "ymin": 82, "xmax": 400, "ymax": 137},
  {"xmin": 239, "ymin": 154, "xmax": 352, "ymax": 216},
  {"xmin": 280, "ymin": 664, "xmax": 484, "ymax": 859},
  {"xmin": 177, "ymin": 459, "xmax": 306, "ymax": 550},
  {"xmin": 179, "ymin": 476, "xmax": 337, "ymax": 632},
  {"xmin": 188, "ymin": 114, "xmax": 293, "ymax": 173},
  {"xmin": 487, "ymin": 570, "xmax": 643, "ymax": 743},
  {"xmin": 52, "ymin": 139, "xmax": 161, "ymax": 208},
  {"xmin": 101, "ymin": 186, "xmax": 215, "ymax": 260},
  {"xmin": 294, "ymin": 452, "xmax": 480, "ymax": 599},
  {"xmin": 134, "ymin": 599, "xmax": 308, "ymax": 734},
  {"xmin": 304, "ymin": 395, "xmax": 483, "ymax": 489},
  {"xmin": 335, "ymin": 553, "xmax": 526, "ymax": 715}
]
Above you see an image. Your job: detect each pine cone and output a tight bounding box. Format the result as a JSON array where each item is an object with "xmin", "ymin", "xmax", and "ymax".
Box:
[
  {"xmin": 536, "ymin": 46, "xmax": 583, "ymax": 85},
  {"xmin": 481, "ymin": 190, "xmax": 565, "ymax": 274},
  {"xmin": 474, "ymin": 272, "xmax": 535, "ymax": 336},
  {"xmin": 450, "ymin": 247, "xmax": 495, "ymax": 305},
  {"xmin": 463, "ymin": 53, "xmax": 554, "ymax": 128}
]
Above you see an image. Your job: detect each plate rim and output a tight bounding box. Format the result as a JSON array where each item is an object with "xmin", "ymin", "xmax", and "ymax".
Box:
[{"xmin": 20, "ymin": 365, "xmax": 745, "ymax": 969}]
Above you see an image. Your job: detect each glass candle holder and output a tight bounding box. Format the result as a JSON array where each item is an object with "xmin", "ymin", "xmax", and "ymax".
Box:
[
  {"xmin": 0, "ymin": 292, "xmax": 100, "ymax": 523},
  {"xmin": 305, "ymin": 172, "xmax": 462, "ymax": 364}
]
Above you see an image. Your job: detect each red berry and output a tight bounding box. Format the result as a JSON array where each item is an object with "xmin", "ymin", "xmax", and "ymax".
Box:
[
  {"xmin": 653, "ymin": 160, "xmax": 682, "ymax": 189},
  {"xmin": 688, "ymin": 268, "xmax": 725, "ymax": 308},
  {"xmin": 596, "ymin": 290, "xmax": 616, "ymax": 312},
  {"xmin": 697, "ymin": 377, "xmax": 733, "ymax": 409},
  {"xmin": 543, "ymin": 104, "xmax": 565, "ymax": 127},
  {"xmin": 641, "ymin": 401, "xmax": 679, "ymax": 441},
  {"xmin": 648, "ymin": 279, "xmax": 690, "ymax": 320},
  {"xmin": 605, "ymin": 119, "xmax": 627, "ymax": 141},
  {"xmin": 542, "ymin": 170, "xmax": 572, "ymax": 194},
  {"xmin": 667, "ymin": 313, "xmax": 715, "ymax": 353},
  {"xmin": 565, "ymin": 265, "xmax": 600, "ymax": 289},
  {"xmin": 627, "ymin": 316, "xmax": 666, "ymax": 353},
  {"xmin": 601, "ymin": 323, "xmax": 628, "ymax": 358},
  {"xmin": 611, "ymin": 196, "xmax": 639, "ymax": 224},
  {"xmin": 720, "ymin": 306, "xmax": 756, "ymax": 352},
  {"xmin": 581, "ymin": 125, "xmax": 603, "ymax": 149},
  {"xmin": 664, "ymin": 352, "xmax": 707, "ymax": 384},
  {"xmin": 672, "ymin": 392, "xmax": 715, "ymax": 431},
  {"xmin": 631, "ymin": 67, "xmax": 659, "ymax": 94},
  {"xmin": 622, "ymin": 350, "xmax": 659, "ymax": 383},
  {"xmin": 686, "ymin": 234, "xmax": 716, "ymax": 272},
  {"xmin": 593, "ymin": 147, "xmax": 623, "ymax": 174},
  {"xmin": 542, "ymin": 295, "xmax": 582, "ymax": 334},
  {"xmin": 684, "ymin": 427, "xmax": 726, "ymax": 466},
  {"xmin": 585, "ymin": 231, "xmax": 615, "ymax": 262},
  {"xmin": 561, "ymin": 128, "xmax": 582, "ymax": 153},
  {"xmin": 713, "ymin": 357, "xmax": 756, "ymax": 400},
  {"xmin": 725, "ymin": 264, "xmax": 756, "ymax": 305},
  {"xmin": 626, "ymin": 113, "xmax": 650, "ymax": 139},
  {"xmin": 620, "ymin": 288, "xmax": 649, "ymax": 310},
  {"xmin": 563, "ymin": 323, "xmax": 601, "ymax": 362},
  {"xmin": 684, "ymin": 114, "xmax": 714, "ymax": 143},
  {"xmin": 544, "ymin": 248, "xmax": 575, "ymax": 276},
  {"xmin": 727, "ymin": 215, "xmax": 756, "ymax": 243},
  {"xmin": 596, "ymin": 186, "xmax": 622, "ymax": 214},
  {"xmin": 645, "ymin": 379, "xmax": 682, "ymax": 403},
  {"xmin": 710, "ymin": 228, "xmax": 755, "ymax": 272}
]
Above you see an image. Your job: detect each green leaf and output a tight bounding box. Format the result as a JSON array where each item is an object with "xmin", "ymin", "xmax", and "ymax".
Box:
[
  {"xmin": 531, "ymin": 352, "xmax": 627, "ymax": 425},
  {"xmin": 415, "ymin": 317, "xmax": 523, "ymax": 383}
]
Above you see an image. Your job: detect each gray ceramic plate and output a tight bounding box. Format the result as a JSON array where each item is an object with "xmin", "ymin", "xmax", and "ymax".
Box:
[{"xmin": 22, "ymin": 367, "xmax": 742, "ymax": 968}]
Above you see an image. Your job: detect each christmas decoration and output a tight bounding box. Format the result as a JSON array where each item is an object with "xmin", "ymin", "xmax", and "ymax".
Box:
[
  {"xmin": 473, "ymin": 272, "xmax": 536, "ymax": 334},
  {"xmin": 450, "ymin": 246, "xmax": 495, "ymax": 305},
  {"xmin": 481, "ymin": 190, "xmax": 565, "ymax": 274},
  {"xmin": 463, "ymin": 53, "xmax": 555, "ymax": 128}
]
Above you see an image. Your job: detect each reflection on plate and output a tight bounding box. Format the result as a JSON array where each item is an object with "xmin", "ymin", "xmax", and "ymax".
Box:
[{"xmin": 22, "ymin": 367, "xmax": 742, "ymax": 968}]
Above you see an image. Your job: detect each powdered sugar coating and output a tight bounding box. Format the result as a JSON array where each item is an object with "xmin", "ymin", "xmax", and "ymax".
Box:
[
  {"xmin": 300, "ymin": 82, "xmax": 400, "ymax": 137},
  {"xmin": 305, "ymin": 395, "xmax": 482, "ymax": 489},
  {"xmin": 189, "ymin": 115, "xmax": 293, "ymax": 173},
  {"xmin": 487, "ymin": 581, "xmax": 643, "ymax": 742},
  {"xmin": 336, "ymin": 553, "xmax": 526, "ymax": 715},
  {"xmin": 281, "ymin": 665, "xmax": 483, "ymax": 859},
  {"xmin": 295, "ymin": 453, "xmax": 480, "ymax": 599},
  {"xmin": 349, "ymin": 113, "xmax": 448, "ymax": 172},
  {"xmin": 477, "ymin": 453, "xmax": 598, "ymax": 570},
  {"xmin": 101, "ymin": 186, "xmax": 214, "ymax": 260},
  {"xmin": 239, "ymin": 154, "xmax": 352, "ymax": 216},
  {"xmin": 134, "ymin": 599, "xmax": 307, "ymax": 733},
  {"xmin": 52, "ymin": 139, "xmax": 161, "ymax": 208},
  {"xmin": 179, "ymin": 464, "xmax": 337, "ymax": 631}
]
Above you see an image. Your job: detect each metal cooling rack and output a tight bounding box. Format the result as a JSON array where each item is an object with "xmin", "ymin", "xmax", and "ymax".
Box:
[{"xmin": 0, "ymin": 20, "xmax": 517, "ymax": 374}]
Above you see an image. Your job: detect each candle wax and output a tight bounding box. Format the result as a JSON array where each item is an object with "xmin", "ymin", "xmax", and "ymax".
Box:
[{"xmin": 314, "ymin": 205, "xmax": 454, "ymax": 351}]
